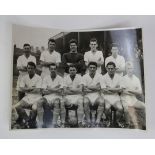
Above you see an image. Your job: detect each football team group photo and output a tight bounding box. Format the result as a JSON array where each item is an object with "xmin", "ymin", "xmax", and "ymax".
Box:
[{"xmin": 11, "ymin": 25, "xmax": 146, "ymax": 130}]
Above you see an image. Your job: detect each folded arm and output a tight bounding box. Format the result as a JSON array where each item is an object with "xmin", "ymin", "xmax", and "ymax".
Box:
[{"xmin": 17, "ymin": 66, "xmax": 27, "ymax": 72}]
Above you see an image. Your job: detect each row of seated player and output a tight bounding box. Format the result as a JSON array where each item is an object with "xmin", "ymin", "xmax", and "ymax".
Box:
[{"xmin": 12, "ymin": 61, "xmax": 145, "ymax": 129}]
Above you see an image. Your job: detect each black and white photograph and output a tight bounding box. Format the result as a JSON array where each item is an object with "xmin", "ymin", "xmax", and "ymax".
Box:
[{"xmin": 11, "ymin": 24, "xmax": 146, "ymax": 130}]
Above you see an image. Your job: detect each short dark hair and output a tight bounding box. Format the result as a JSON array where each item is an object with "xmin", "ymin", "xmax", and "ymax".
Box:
[
  {"xmin": 27, "ymin": 61, "xmax": 36, "ymax": 68},
  {"xmin": 69, "ymin": 39, "xmax": 77, "ymax": 45},
  {"xmin": 48, "ymin": 38, "xmax": 56, "ymax": 45},
  {"xmin": 69, "ymin": 64, "xmax": 77, "ymax": 70},
  {"xmin": 111, "ymin": 43, "xmax": 119, "ymax": 49},
  {"xmin": 90, "ymin": 38, "xmax": 98, "ymax": 43},
  {"xmin": 49, "ymin": 63, "xmax": 57, "ymax": 68},
  {"xmin": 23, "ymin": 43, "xmax": 31, "ymax": 48},
  {"xmin": 106, "ymin": 61, "xmax": 116, "ymax": 68},
  {"xmin": 88, "ymin": 61, "xmax": 97, "ymax": 68}
]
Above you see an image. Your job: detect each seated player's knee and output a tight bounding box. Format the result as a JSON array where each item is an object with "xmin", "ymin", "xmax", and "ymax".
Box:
[
  {"xmin": 140, "ymin": 102, "xmax": 145, "ymax": 109},
  {"xmin": 135, "ymin": 101, "xmax": 145, "ymax": 110},
  {"xmin": 77, "ymin": 98, "xmax": 83, "ymax": 104},
  {"xmin": 105, "ymin": 102, "xmax": 111, "ymax": 111},
  {"xmin": 77, "ymin": 107, "xmax": 84, "ymax": 114},
  {"xmin": 76, "ymin": 98, "xmax": 83, "ymax": 106},
  {"xmin": 15, "ymin": 102, "xmax": 23, "ymax": 111},
  {"xmin": 96, "ymin": 97, "xmax": 104, "ymax": 107},
  {"xmin": 32, "ymin": 104, "xmax": 37, "ymax": 111},
  {"xmin": 76, "ymin": 98, "xmax": 84, "ymax": 111},
  {"xmin": 141, "ymin": 103, "xmax": 145, "ymax": 110},
  {"xmin": 117, "ymin": 106, "xmax": 123, "ymax": 112},
  {"xmin": 114, "ymin": 102, "xmax": 123, "ymax": 112},
  {"xmin": 96, "ymin": 96, "xmax": 104, "ymax": 104}
]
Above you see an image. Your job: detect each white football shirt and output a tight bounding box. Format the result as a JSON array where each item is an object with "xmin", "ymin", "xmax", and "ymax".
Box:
[
  {"xmin": 101, "ymin": 73, "xmax": 122, "ymax": 103},
  {"xmin": 101, "ymin": 73, "xmax": 122, "ymax": 89},
  {"xmin": 19, "ymin": 74, "xmax": 42, "ymax": 96},
  {"xmin": 82, "ymin": 72, "xmax": 102, "ymax": 87},
  {"xmin": 17, "ymin": 54, "xmax": 36, "ymax": 75},
  {"xmin": 63, "ymin": 74, "xmax": 82, "ymax": 89},
  {"xmin": 42, "ymin": 75, "xmax": 63, "ymax": 89},
  {"xmin": 40, "ymin": 50, "xmax": 61, "ymax": 76},
  {"xmin": 84, "ymin": 50, "xmax": 104, "ymax": 73},
  {"xmin": 120, "ymin": 74, "xmax": 142, "ymax": 105}
]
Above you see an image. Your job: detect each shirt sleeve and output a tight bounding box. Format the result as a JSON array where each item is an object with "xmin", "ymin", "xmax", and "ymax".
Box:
[
  {"xmin": 99, "ymin": 51, "xmax": 104, "ymax": 63},
  {"xmin": 56, "ymin": 53, "xmax": 61, "ymax": 63},
  {"xmin": 84, "ymin": 52, "xmax": 89, "ymax": 62},
  {"xmin": 40, "ymin": 52, "xmax": 45, "ymax": 61},
  {"xmin": 17, "ymin": 56, "xmax": 22, "ymax": 68},
  {"xmin": 62, "ymin": 53, "xmax": 67, "ymax": 64}
]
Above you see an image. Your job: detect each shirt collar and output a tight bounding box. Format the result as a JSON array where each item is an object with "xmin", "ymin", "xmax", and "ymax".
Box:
[
  {"xmin": 107, "ymin": 73, "xmax": 116, "ymax": 80},
  {"xmin": 23, "ymin": 54, "xmax": 31, "ymax": 59},
  {"xmin": 48, "ymin": 50, "xmax": 55, "ymax": 54}
]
